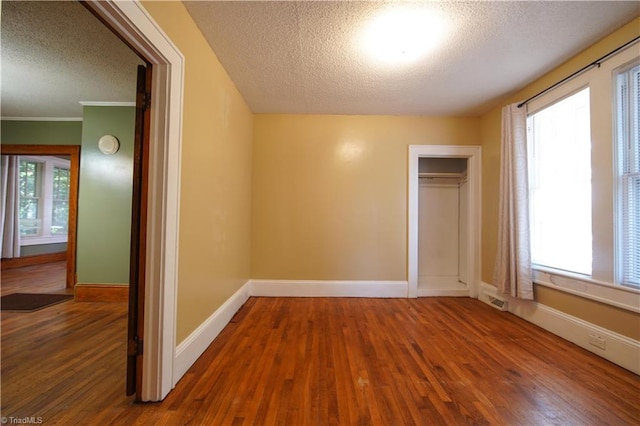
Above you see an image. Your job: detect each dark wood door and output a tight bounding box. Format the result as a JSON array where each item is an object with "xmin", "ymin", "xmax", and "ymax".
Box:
[{"xmin": 127, "ymin": 64, "xmax": 152, "ymax": 399}]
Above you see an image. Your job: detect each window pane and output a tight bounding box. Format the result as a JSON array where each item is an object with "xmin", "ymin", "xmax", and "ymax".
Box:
[
  {"xmin": 53, "ymin": 167, "xmax": 70, "ymax": 199},
  {"xmin": 51, "ymin": 166, "xmax": 70, "ymax": 235},
  {"xmin": 19, "ymin": 160, "xmax": 39, "ymax": 198},
  {"xmin": 19, "ymin": 160, "xmax": 41, "ymax": 236},
  {"xmin": 617, "ymin": 64, "xmax": 640, "ymax": 287},
  {"xmin": 19, "ymin": 199, "xmax": 39, "ymax": 236},
  {"xmin": 633, "ymin": 67, "xmax": 640, "ymax": 173},
  {"xmin": 622, "ymin": 176, "xmax": 640, "ymax": 286},
  {"xmin": 528, "ymin": 88, "xmax": 592, "ymax": 275},
  {"xmin": 51, "ymin": 200, "xmax": 69, "ymax": 235}
]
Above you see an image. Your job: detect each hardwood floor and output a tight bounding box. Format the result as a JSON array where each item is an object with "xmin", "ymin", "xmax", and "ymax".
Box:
[
  {"xmin": 1, "ymin": 265, "xmax": 639, "ymax": 425},
  {"xmin": 1, "ymin": 262, "xmax": 131, "ymax": 424},
  {"xmin": 0, "ymin": 261, "xmax": 71, "ymax": 296}
]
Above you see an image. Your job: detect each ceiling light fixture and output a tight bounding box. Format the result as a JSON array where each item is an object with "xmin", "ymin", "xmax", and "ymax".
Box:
[{"xmin": 362, "ymin": 8, "xmax": 448, "ymax": 66}]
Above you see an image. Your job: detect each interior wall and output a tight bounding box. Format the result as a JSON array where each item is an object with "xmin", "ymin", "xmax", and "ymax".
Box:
[
  {"xmin": 252, "ymin": 114, "xmax": 480, "ymax": 281},
  {"xmin": 480, "ymin": 17, "xmax": 640, "ymax": 339},
  {"xmin": 1, "ymin": 120, "xmax": 82, "ymax": 146},
  {"xmin": 76, "ymin": 106, "xmax": 135, "ymax": 285},
  {"xmin": 141, "ymin": 1, "xmax": 254, "ymax": 344},
  {"xmin": 20, "ymin": 243, "xmax": 67, "ymax": 257},
  {"xmin": 418, "ymin": 182, "xmax": 460, "ymax": 283},
  {"xmin": 459, "ymin": 179, "xmax": 469, "ymax": 284}
]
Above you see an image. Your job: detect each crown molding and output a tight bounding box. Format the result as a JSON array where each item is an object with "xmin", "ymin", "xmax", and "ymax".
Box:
[{"xmin": 79, "ymin": 101, "xmax": 136, "ymax": 107}]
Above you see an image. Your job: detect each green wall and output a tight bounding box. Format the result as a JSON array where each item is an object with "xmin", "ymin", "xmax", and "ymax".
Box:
[
  {"xmin": 1, "ymin": 120, "xmax": 82, "ymax": 145},
  {"xmin": 76, "ymin": 106, "xmax": 135, "ymax": 285},
  {"xmin": 1, "ymin": 120, "xmax": 82, "ymax": 255},
  {"xmin": 1, "ymin": 113, "xmax": 134, "ymax": 284}
]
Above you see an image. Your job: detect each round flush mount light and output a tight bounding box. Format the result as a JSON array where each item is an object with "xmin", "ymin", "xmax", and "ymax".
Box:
[
  {"xmin": 361, "ymin": 7, "xmax": 448, "ymax": 65},
  {"xmin": 98, "ymin": 135, "xmax": 120, "ymax": 155}
]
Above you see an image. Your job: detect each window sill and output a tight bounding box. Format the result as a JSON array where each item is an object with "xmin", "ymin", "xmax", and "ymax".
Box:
[
  {"xmin": 20, "ymin": 236, "xmax": 68, "ymax": 246},
  {"xmin": 532, "ymin": 266, "xmax": 640, "ymax": 314}
]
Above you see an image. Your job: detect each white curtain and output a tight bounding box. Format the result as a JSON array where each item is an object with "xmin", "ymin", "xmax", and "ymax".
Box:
[
  {"xmin": 1, "ymin": 155, "xmax": 22, "ymax": 258},
  {"xmin": 494, "ymin": 103, "xmax": 533, "ymax": 300}
]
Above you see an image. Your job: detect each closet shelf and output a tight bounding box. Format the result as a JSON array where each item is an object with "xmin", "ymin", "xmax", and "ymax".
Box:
[{"xmin": 418, "ymin": 172, "xmax": 466, "ymax": 179}]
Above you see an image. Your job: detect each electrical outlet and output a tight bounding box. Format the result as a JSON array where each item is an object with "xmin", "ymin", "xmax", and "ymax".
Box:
[{"xmin": 588, "ymin": 334, "xmax": 606, "ymax": 350}]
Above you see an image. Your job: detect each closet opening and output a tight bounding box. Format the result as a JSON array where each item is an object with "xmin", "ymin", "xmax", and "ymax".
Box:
[
  {"xmin": 407, "ymin": 145, "xmax": 481, "ymax": 299},
  {"xmin": 418, "ymin": 157, "xmax": 469, "ymax": 296}
]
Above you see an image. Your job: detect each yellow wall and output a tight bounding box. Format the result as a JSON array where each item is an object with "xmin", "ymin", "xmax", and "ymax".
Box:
[
  {"xmin": 142, "ymin": 1, "xmax": 253, "ymax": 343},
  {"xmin": 536, "ymin": 286, "xmax": 639, "ymax": 340},
  {"xmin": 252, "ymin": 115, "xmax": 480, "ymax": 280},
  {"xmin": 480, "ymin": 17, "xmax": 640, "ymax": 339}
]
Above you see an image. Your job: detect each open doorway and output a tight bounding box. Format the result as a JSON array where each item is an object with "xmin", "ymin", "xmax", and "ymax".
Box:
[
  {"xmin": 1, "ymin": 0, "xmax": 151, "ymax": 403},
  {"xmin": 0, "ymin": 146, "xmax": 80, "ymax": 289},
  {"xmin": 417, "ymin": 157, "xmax": 470, "ymax": 296},
  {"xmin": 407, "ymin": 145, "xmax": 482, "ymax": 299},
  {"xmin": 75, "ymin": 0, "xmax": 184, "ymax": 401},
  {"xmin": 2, "ymin": 0, "xmax": 183, "ymax": 403}
]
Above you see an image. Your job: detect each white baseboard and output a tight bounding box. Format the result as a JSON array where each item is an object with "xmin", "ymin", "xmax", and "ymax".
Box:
[
  {"xmin": 250, "ymin": 279, "xmax": 408, "ymax": 298},
  {"xmin": 481, "ymin": 282, "xmax": 640, "ymax": 375},
  {"xmin": 174, "ymin": 280, "xmax": 251, "ymax": 381},
  {"xmin": 417, "ymin": 288, "xmax": 470, "ymax": 297},
  {"xmin": 417, "ymin": 276, "xmax": 469, "ymax": 297}
]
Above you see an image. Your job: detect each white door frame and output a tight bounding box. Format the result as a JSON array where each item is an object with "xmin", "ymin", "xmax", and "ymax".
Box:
[
  {"xmin": 86, "ymin": 0, "xmax": 183, "ymax": 401},
  {"xmin": 408, "ymin": 145, "xmax": 481, "ymax": 299}
]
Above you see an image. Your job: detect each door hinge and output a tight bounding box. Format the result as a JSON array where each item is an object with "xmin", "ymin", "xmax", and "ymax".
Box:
[
  {"xmin": 128, "ymin": 336, "xmax": 143, "ymax": 356},
  {"xmin": 143, "ymin": 92, "xmax": 151, "ymax": 110}
]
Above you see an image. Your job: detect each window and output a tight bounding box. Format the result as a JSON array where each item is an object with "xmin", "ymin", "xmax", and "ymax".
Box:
[
  {"xmin": 52, "ymin": 166, "xmax": 70, "ymax": 235},
  {"xmin": 18, "ymin": 156, "xmax": 70, "ymax": 245},
  {"xmin": 19, "ymin": 160, "xmax": 41, "ymax": 236},
  {"xmin": 527, "ymin": 88, "xmax": 592, "ymax": 276},
  {"xmin": 523, "ymin": 46, "xmax": 640, "ymax": 308},
  {"xmin": 616, "ymin": 63, "xmax": 640, "ymax": 287}
]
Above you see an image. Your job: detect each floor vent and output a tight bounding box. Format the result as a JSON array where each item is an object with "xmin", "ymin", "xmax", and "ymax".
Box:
[{"xmin": 481, "ymin": 292, "xmax": 508, "ymax": 311}]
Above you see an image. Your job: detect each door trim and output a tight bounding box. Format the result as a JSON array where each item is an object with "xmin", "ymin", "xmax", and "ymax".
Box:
[
  {"xmin": 408, "ymin": 145, "xmax": 482, "ymax": 299},
  {"xmin": 85, "ymin": 0, "xmax": 184, "ymax": 401}
]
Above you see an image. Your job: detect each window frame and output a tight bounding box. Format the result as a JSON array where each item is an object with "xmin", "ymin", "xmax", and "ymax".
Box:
[
  {"xmin": 18, "ymin": 158, "xmax": 43, "ymax": 237},
  {"xmin": 614, "ymin": 59, "xmax": 640, "ymax": 288},
  {"xmin": 19, "ymin": 155, "xmax": 71, "ymax": 246},
  {"xmin": 524, "ymin": 45, "xmax": 640, "ymax": 312}
]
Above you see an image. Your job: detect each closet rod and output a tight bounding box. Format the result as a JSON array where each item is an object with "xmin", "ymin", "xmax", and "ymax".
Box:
[{"xmin": 418, "ymin": 172, "xmax": 465, "ymax": 179}]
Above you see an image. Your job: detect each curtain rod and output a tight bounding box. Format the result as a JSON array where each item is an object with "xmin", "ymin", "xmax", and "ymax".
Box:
[{"xmin": 517, "ymin": 35, "xmax": 640, "ymax": 108}]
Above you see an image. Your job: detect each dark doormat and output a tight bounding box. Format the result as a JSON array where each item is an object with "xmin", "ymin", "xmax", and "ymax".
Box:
[{"xmin": 1, "ymin": 293, "xmax": 73, "ymax": 312}]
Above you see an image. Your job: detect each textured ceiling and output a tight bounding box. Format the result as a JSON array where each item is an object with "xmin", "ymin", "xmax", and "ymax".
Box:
[
  {"xmin": 2, "ymin": 1, "xmax": 639, "ymax": 119},
  {"xmin": 1, "ymin": 1, "xmax": 143, "ymax": 119},
  {"xmin": 184, "ymin": 1, "xmax": 640, "ymax": 116}
]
